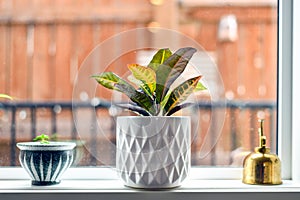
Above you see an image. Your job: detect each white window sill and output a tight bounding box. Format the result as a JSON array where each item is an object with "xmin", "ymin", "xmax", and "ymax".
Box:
[
  {"xmin": 1, "ymin": 168, "xmax": 300, "ymax": 199},
  {"xmin": 1, "ymin": 179, "xmax": 300, "ymax": 200},
  {"xmin": 0, "ymin": 179, "xmax": 299, "ymax": 193}
]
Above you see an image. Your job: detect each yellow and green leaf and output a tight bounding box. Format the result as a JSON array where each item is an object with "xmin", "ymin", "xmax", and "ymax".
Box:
[
  {"xmin": 155, "ymin": 47, "xmax": 197, "ymax": 104},
  {"xmin": 128, "ymin": 64, "xmax": 156, "ymax": 97},
  {"xmin": 166, "ymin": 103, "xmax": 194, "ymax": 116},
  {"xmin": 92, "ymin": 72, "xmax": 156, "ymax": 115},
  {"xmin": 162, "ymin": 76, "xmax": 202, "ymax": 115},
  {"xmin": 0, "ymin": 94, "xmax": 13, "ymax": 100},
  {"xmin": 194, "ymin": 81, "xmax": 207, "ymax": 92},
  {"xmin": 148, "ymin": 48, "xmax": 172, "ymax": 71},
  {"xmin": 127, "ymin": 75, "xmax": 152, "ymax": 98},
  {"xmin": 92, "ymin": 72, "xmax": 123, "ymax": 91}
]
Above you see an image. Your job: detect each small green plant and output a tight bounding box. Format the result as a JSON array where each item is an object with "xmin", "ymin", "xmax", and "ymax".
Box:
[
  {"xmin": 33, "ymin": 134, "xmax": 50, "ymax": 144},
  {"xmin": 92, "ymin": 47, "xmax": 206, "ymax": 116}
]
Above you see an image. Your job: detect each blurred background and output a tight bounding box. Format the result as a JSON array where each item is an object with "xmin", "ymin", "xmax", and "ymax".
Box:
[{"xmin": 0, "ymin": 0, "xmax": 277, "ymax": 167}]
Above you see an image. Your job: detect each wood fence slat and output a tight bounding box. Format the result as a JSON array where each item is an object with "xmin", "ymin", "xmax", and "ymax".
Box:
[
  {"xmin": 196, "ymin": 22, "xmax": 218, "ymax": 51},
  {"xmin": 55, "ymin": 24, "xmax": 72, "ymax": 100},
  {"xmin": 11, "ymin": 25, "xmax": 28, "ymax": 99},
  {"xmin": 243, "ymin": 23, "xmax": 262, "ymax": 99},
  {"xmin": 75, "ymin": 23, "xmax": 94, "ymax": 100},
  {"xmin": 0, "ymin": 25, "xmax": 7, "ymax": 93},
  {"xmin": 263, "ymin": 22, "xmax": 277, "ymax": 99},
  {"xmin": 77, "ymin": 24, "xmax": 94, "ymax": 68},
  {"xmin": 32, "ymin": 24, "xmax": 51, "ymax": 100}
]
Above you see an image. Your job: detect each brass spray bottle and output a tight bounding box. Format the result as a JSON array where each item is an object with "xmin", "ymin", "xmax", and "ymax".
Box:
[{"xmin": 242, "ymin": 119, "xmax": 282, "ymax": 185}]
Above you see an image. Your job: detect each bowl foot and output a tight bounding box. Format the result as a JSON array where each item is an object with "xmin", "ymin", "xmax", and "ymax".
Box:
[
  {"xmin": 31, "ymin": 180, "xmax": 61, "ymax": 186},
  {"xmin": 124, "ymin": 184, "xmax": 181, "ymax": 190}
]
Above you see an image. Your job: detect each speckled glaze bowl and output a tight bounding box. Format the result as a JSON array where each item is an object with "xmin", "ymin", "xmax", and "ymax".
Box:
[{"xmin": 17, "ymin": 142, "xmax": 76, "ymax": 186}]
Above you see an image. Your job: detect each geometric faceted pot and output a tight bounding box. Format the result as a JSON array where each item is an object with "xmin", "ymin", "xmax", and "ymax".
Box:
[
  {"xmin": 17, "ymin": 142, "xmax": 76, "ymax": 186},
  {"xmin": 116, "ymin": 116, "xmax": 191, "ymax": 189}
]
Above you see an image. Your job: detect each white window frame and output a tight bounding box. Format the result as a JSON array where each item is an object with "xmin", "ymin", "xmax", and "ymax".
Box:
[
  {"xmin": 278, "ymin": 0, "xmax": 293, "ymax": 180},
  {"xmin": 0, "ymin": 0, "xmax": 297, "ymax": 182},
  {"xmin": 291, "ymin": 0, "xmax": 300, "ymax": 182}
]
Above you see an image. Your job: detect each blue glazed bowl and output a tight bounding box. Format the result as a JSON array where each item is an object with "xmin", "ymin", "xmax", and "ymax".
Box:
[{"xmin": 17, "ymin": 142, "xmax": 76, "ymax": 186}]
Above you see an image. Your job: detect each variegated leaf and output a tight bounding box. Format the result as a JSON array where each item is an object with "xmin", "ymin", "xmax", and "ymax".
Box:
[
  {"xmin": 163, "ymin": 76, "xmax": 202, "ymax": 115},
  {"xmin": 127, "ymin": 75, "xmax": 153, "ymax": 99},
  {"xmin": 148, "ymin": 48, "xmax": 172, "ymax": 71},
  {"xmin": 113, "ymin": 83, "xmax": 156, "ymax": 115},
  {"xmin": 194, "ymin": 81, "xmax": 207, "ymax": 92},
  {"xmin": 0, "ymin": 94, "xmax": 13, "ymax": 100},
  {"xmin": 128, "ymin": 64, "xmax": 156, "ymax": 93},
  {"xmin": 166, "ymin": 103, "xmax": 194, "ymax": 116},
  {"xmin": 127, "ymin": 74, "xmax": 143, "ymax": 86},
  {"xmin": 92, "ymin": 72, "xmax": 156, "ymax": 115},
  {"xmin": 156, "ymin": 47, "xmax": 197, "ymax": 104},
  {"xmin": 92, "ymin": 72, "xmax": 123, "ymax": 91},
  {"xmin": 116, "ymin": 103, "xmax": 151, "ymax": 116}
]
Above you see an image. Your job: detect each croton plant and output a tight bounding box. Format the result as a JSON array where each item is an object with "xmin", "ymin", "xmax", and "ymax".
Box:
[{"xmin": 92, "ymin": 47, "xmax": 206, "ymax": 116}]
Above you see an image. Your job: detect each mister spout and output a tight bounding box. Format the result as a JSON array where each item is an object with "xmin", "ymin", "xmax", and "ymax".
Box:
[{"xmin": 257, "ymin": 119, "xmax": 267, "ymax": 153}]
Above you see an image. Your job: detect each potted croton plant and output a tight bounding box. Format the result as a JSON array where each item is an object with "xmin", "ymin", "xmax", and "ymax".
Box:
[
  {"xmin": 92, "ymin": 47, "xmax": 206, "ymax": 189},
  {"xmin": 17, "ymin": 134, "xmax": 76, "ymax": 186}
]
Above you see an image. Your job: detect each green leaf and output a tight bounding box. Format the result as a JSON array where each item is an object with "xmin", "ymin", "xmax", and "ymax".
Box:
[
  {"xmin": 92, "ymin": 72, "xmax": 156, "ymax": 115},
  {"xmin": 92, "ymin": 72, "xmax": 124, "ymax": 91},
  {"xmin": 128, "ymin": 64, "xmax": 156, "ymax": 95},
  {"xmin": 115, "ymin": 83, "xmax": 156, "ymax": 115},
  {"xmin": 163, "ymin": 76, "xmax": 201, "ymax": 115},
  {"xmin": 127, "ymin": 74, "xmax": 143, "ymax": 87},
  {"xmin": 155, "ymin": 47, "xmax": 197, "ymax": 104},
  {"xmin": 116, "ymin": 103, "xmax": 151, "ymax": 116},
  {"xmin": 160, "ymin": 91, "xmax": 171, "ymax": 109},
  {"xmin": 194, "ymin": 81, "xmax": 207, "ymax": 92},
  {"xmin": 148, "ymin": 48, "xmax": 172, "ymax": 71},
  {"xmin": 0, "ymin": 94, "xmax": 13, "ymax": 100},
  {"xmin": 166, "ymin": 103, "xmax": 194, "ymax": 116},
  {"xmin": 127, "ymin": 75, "xmax": 153, "ymax": 99},
  {"xmin": 33, "ymin": 134, "xmax": 50, "ymax": 144}
]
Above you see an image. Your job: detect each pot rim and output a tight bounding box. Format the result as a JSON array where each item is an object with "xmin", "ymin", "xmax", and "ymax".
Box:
[
  {"xmin": 116, "ymin": 115, "xmax": 191, "ymax": 139},
  {"xmin": 116, "ymin": 116, "xmax": 190, "ymax": 119},
  {"xmin": 16, "ymin": 142, "xmax": 76, "ymax": 151}
]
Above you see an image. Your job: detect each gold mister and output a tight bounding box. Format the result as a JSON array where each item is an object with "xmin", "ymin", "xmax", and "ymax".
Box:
[{"xmin": 242, "ymin": 119, "xmax": 282, "ymax": 185}]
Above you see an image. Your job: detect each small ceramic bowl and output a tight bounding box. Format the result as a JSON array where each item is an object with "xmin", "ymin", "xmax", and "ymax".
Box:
[{"xmin": 17, "ymin": 142, "xmax": 76, "ymax": 186}]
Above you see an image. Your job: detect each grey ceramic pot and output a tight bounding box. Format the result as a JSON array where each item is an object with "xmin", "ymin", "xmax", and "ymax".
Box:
[
  {"xmin": 17, "ymin": 142, "xmax": 76, "ymax": 186},
  {"xmin": 116, "ymin": 116, "xmax": 191, "ymax": 189}
]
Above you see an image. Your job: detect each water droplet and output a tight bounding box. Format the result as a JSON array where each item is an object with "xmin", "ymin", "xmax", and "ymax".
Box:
[
  {"xmin": 80, "ymin": 92, "xmax": 89, "ymax": 101},
  {"xmin": 53, "ymin": 105, "xmax": 62, "ymax": 114},
  {"xmin": 225, "ymin": 90, "xmax": 235, "ymax": 100},
  {"xmin": 19, "ymin": 110, "xmax": 27, "ymax": 120}
]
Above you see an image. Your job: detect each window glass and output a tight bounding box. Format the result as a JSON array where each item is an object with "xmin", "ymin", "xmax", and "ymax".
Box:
[{"xmin": 0, "ymin": 0, "xmax": 277, "ymax": 167}]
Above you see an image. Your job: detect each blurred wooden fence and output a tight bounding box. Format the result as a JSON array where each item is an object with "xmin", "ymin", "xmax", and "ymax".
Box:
[
  {"xmin": 0, "ymin": 0, "xmax": 277, "ymax": 101},
  {"xmin": 0, "ymin": 0, "xmax": 152, "ymax": 100}
]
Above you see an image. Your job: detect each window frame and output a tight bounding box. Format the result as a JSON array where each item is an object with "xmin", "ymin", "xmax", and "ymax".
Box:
[
  {"xmin": 278, "ymin": 0, "xmax": 293, "ymax": 180},
  {"xmin": 0, "ymin": 0, "xmax": 296, "ymax": 182},
  {"xmin": 291, "ymin": 0, "xmax": 300, "ymax": 182}
]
